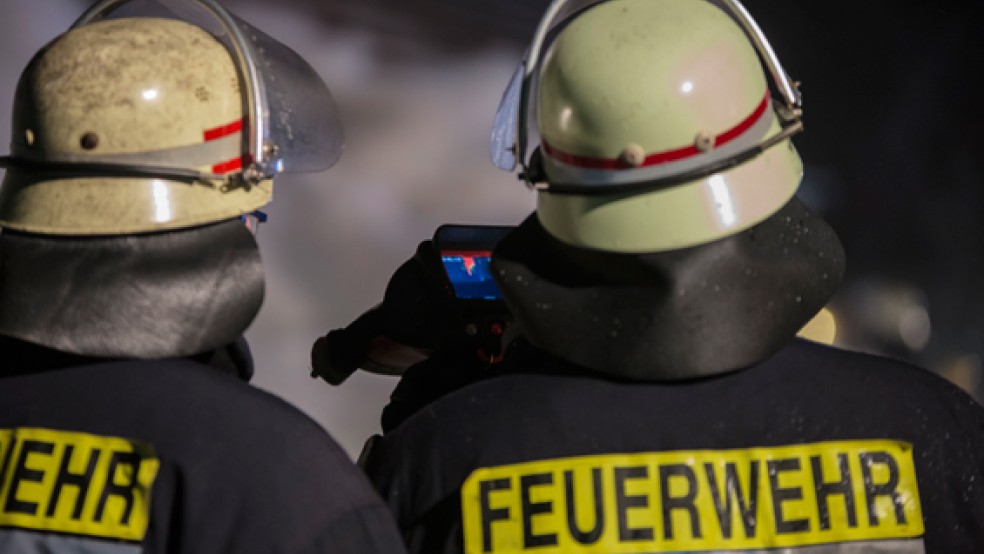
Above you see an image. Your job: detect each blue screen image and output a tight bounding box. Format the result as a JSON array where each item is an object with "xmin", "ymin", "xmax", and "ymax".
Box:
[{"xmin": 441, "ymin": 252, "xmax": 502, "ymax": 300}]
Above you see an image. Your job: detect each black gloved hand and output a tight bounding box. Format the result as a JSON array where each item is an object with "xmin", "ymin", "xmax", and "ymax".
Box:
[{"xmin": 311, "ymin": 241, "xmax": 462, "ymax": 385}]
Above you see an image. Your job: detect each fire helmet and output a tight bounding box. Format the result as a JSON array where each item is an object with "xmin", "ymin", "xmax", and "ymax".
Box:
[
  {"xmin": 0, "ymin": 0, "xmax": 343, "ymax": 235},
  {"xmin": 491, "ymin": 0, "xmax": 805, "ymax": 252}
]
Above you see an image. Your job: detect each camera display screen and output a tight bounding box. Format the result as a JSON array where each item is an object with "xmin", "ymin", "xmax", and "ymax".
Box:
[{"xmin": 440, "ymin": 250, "xmax": 502, "ymax": 300}]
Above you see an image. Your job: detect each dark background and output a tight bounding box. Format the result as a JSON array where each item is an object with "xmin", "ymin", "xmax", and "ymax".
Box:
[{"xmin": 2, "ymin": 0, "xmax": 981, "ymax": 455}]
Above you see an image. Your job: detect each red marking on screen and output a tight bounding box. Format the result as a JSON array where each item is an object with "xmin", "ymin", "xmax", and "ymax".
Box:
[{"xmin": 442, "ymin": 250, "xmax": 492, "ymax": 276}]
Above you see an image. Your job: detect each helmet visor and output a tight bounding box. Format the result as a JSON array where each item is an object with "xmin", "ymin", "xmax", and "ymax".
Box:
[
  {"xmin": 489, "ymin": 0, "xmax": 606, "ymax": 173},
  {"xmin": 490, "ymin": 64, "xmax": 523, "ymax": 171},
  {"xmin": 73, "ymin": 0, "xmax": 343, "ymax": 177}
]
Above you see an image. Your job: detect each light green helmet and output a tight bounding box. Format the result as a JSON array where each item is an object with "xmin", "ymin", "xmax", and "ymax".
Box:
[
  {"xmin": 491, "ymin": 0, "xmax": 805, "ymax": 253},
  {"xmin": 0, "ymin": 0, "xmax": 344, "ymax": 236}
]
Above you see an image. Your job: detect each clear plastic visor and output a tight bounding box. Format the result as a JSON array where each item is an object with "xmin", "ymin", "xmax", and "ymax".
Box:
[
  {"xmin": 74, "ymin": 0, "xmax": 343, "ymax": 178},
  {"xmin": 490, "ymin": 0, "xmax": 608, "ymax": 172}
]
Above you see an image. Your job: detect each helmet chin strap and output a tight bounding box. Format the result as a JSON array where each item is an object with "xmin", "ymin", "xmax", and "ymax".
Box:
[
  {"xmin": 525, "ymin": 118, "xmax": 804, "ymax": 195},
  {"xmin": 0, "ymin": 156, "xmax": 234, "ymax": 184},
  {"xmin": 492, "ymin": 197, "xmax": 844, "ymax": 381}
]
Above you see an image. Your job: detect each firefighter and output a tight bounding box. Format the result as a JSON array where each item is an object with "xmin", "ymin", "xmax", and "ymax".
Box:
[
  {"xmin": 0, "ymin": 2, "xmax": 405, "ymax": 552},
  {"xmin": 362, "ymin": 0, "xmax": 984, "ymax": 552}
]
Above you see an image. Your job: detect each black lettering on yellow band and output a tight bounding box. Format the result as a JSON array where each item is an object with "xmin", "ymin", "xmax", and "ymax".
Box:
[
  {"xmin": 659, "ymin": 463, "xmax": 700, "ymax": 540},
  {"xmin": 0, "ymin": 428, "xmax": 159, "ymax": 542},
  {"xmin": 812, "ymin": 453, "xmax": 857, "ymax": 530},
  {"xmin": 564, "ymin": 468, "xmax": 603, "ymax": 544},
  {"xmin": 461, "ymin": 440, "xmax": 923, "ymax": 554},
  {"xmin": 614, "ymin": 466, "xmax": 653, "ymax": 542},
  {"xmin": 704, "ymin": 460, "xmax": 758, "ymax": 539},
  {"xmin": 480, "ymin": 477, "xmax": 510, "ymax": 553},
  {"xmin": 520, "ymin": 473, "xmax": 556, "ymax": 548},
  {"xmin": 768, "ymin": 457, "xmax": 810, "ymax": 534}
]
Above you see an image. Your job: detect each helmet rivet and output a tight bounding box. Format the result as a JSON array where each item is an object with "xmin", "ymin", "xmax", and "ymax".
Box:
[
  {"xmin": 80, "ymin": 132, "xmax": 99, "ymax": 150},
  {"xmin": 620, "ymin": 144, "xmax": 646, "ymax": 167},
  {"xmin": 694, "ymin": 133, "xmax": 714, "ymax": 152}
]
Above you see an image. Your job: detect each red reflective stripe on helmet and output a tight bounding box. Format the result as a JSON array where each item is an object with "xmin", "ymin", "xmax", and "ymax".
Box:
[
  {"xmin": 713, "ymin": 94, "xmax": 769, "ymax": 147},
  {"xmin": 205, "ymin": 119, "xmax": 245, "ymax": 173},
  {"xmin": 212, "ymin": 157, "xmax": 243, "ymax": 174},
  {"xmin": 543, "ymin": 92, "xmax": 770, "ymax": 170},
  {"xmin": 203, "ymin": 119, "xmax": 243, "ymax": 141}
]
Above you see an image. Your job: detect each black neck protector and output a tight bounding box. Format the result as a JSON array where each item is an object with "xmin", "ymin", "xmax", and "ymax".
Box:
[
  {"xmin": 491, "ymin": 198, "xmax": 845, "ymax": 381},
  {"xmin": 0, "ymin": 219, "xmax": 264, "ymax": 360}
]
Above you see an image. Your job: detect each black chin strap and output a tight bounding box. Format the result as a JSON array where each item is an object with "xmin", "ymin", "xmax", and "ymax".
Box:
[
  {"xmin": 522, "ymin": 120, "xmax": 804, "ymax": 195},
  {"xmin": 0, "ymin": 155, "xmax": 235, "ymax": 184}
]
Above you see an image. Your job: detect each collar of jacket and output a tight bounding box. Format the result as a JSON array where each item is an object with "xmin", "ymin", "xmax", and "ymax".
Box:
[{"xmin": 0, "ymin": 334, "xmax": 254, "ymax": 381}]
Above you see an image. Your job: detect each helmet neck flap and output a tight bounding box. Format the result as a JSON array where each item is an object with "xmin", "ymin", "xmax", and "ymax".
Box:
[
  {"xmin": 491, "ymin": 198, "xmax": 845, "ymax": 380},
  {"xmin": 0, "ymin": 219, "xmax": 263, "ymax": 360}
]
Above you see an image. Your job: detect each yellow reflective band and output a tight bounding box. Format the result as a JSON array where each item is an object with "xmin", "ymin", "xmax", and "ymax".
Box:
[
  {"xmin": 461, "ymin": 440, "xmax": 923, "ymax": 554},
  {"xmin": 0, "ymin": 427, "xmax": 160, "ymax": 542}
]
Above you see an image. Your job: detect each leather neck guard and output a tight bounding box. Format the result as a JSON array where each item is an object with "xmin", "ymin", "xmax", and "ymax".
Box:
[
  {"xmin": 0, "ymin": 219, "xmax": 263, "ymax": 359},
  {"xmin": 491, "ymin": 198, "xmax": 844, "ymax": 381}
]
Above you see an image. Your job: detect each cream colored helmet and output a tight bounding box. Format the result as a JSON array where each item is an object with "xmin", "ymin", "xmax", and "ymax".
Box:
[
  {"xmin": 0, "ymin": 0, "xmax": 343, "ymax": 235},
  {"xmin": 491, "ymin": 0, "xmax": 805, "ymax": 253}
]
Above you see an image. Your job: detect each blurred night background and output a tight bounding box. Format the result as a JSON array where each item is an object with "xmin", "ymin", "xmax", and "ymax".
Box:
[{"xmin": 2, "ymin": 0, "xmax": 982, "ymax": 457}]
